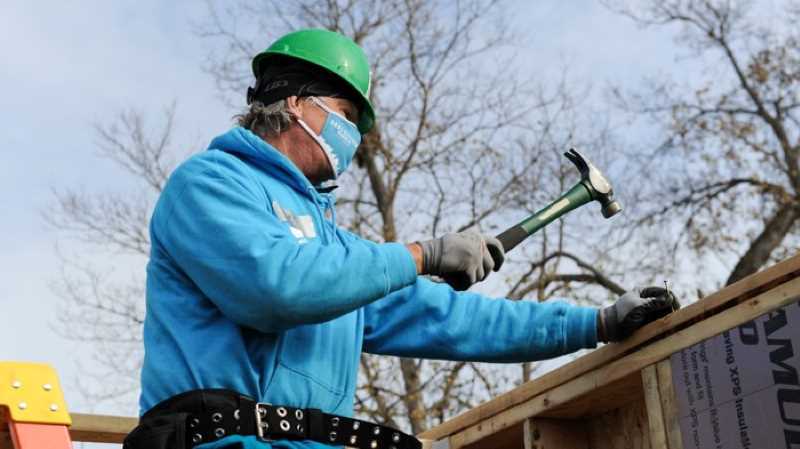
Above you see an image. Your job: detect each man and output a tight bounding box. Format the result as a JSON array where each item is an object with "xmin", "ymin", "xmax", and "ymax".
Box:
[{"xmin": 126, "ymin": 29, "xmax": 678, "ymax": 449}]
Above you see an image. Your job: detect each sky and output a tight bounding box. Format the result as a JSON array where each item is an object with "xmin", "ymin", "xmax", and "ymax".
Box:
[
  {"xmin": 0, "ymin": 0, "xmax": 724, "ymax": 438},
  {"xmin": 0, "ymin": 0, "xmax": 234, "ymax": 414}
]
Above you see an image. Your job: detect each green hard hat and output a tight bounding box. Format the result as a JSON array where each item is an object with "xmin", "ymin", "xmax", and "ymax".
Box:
[{"xmin": 252, "ymin": 28, "xmax": 375, "ymax": 134}]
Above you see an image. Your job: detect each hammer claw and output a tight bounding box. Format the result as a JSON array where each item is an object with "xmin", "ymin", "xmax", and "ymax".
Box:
[{"xmin": 564, "ymin": 148, "xmax": 589, "ymax": 177}]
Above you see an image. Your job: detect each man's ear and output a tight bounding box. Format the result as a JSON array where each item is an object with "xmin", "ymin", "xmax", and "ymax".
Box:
[{"xmin": 285, "ymin": 96, "xmax": 303, "ymax": 119}]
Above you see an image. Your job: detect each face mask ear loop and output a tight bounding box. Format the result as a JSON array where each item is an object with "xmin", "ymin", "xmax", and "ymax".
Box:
[
  {"xmin": 310, "ymin": 97, "xmax": 358, "ymax": 129},
  {"xmin": 295, "ymin": 116, "xmax": 339, "ymax": 178}
]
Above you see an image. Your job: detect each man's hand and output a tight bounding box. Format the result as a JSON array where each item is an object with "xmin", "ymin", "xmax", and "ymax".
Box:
[
  {"xmin": 414, "ymin": 232, "xmax": 505, "ymax": 290},
  {"xmin": 598, "ymin": 286, "xmax": 680, "ymax": 342}
]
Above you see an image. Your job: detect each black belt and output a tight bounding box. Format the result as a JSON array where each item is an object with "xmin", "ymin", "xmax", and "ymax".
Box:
[{"xmin": 126, "ymin": 389, "xmax": 421, "ymax": 449}]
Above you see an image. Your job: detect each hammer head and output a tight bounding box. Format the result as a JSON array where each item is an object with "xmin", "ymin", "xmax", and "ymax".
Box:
[{"xmin": 564, "ymin": 148, "xmax": 622, "ymax": 218}]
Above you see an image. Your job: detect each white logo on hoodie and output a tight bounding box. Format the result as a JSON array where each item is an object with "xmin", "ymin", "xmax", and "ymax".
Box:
[{"xmin": 272, "ymin": 201, "xmax": 317, "ymax": 243}]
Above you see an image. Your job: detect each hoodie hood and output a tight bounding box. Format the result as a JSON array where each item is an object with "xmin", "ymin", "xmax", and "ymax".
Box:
[
  {"xmin": 208, "ymin": 127, "xmax": 316, "ymax": 197},
  {"xmin": 208, "ymin": 127, "xmax": 340, "ymax": 243}
]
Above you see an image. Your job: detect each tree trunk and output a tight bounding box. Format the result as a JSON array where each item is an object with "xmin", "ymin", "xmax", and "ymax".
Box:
[
  {"xmin": 726, "ymin": 204, "xmax": 799, "ymax": 285},
  {"xmin": 360, "ymin": 136, "xmax": 422, "ymax": 430},
  {"xmin": 400, "ymin": 358, "xmax": 426, "ymax": 433}
]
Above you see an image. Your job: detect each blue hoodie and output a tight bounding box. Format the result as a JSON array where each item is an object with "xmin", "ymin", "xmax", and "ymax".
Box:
[{"xmin": 140, "ymin": 127, "xmax": 598, "ymax": 448}]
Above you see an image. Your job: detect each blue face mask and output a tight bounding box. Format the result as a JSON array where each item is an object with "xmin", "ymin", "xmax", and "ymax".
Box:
[{"xmin": 296, "ymin": 97, "xmax": 362, "ymax": 179}]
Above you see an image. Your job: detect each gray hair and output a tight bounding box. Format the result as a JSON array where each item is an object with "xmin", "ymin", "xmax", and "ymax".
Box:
[{"xmin": 236, "ymin": 99, "xmax": 307, "ymax": 138}]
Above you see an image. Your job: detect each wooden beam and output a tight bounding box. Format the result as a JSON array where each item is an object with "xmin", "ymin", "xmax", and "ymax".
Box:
[
  {"xmin": 538, "ymin": 370, "xmax": 641, "ymax": 419},
  {"xmin": 642, "ymin": 364, "xmax": 667, "ymax": 449},
  {"xmin": 655, "ymin": 359, "xmax": 683, "ymax": 449},
  {"xmin": 440, "ymin": 275, "xmax": 800, "ymax": 448},
  {"xmin": 68, "ymin": 413, "xmax": 136, "ymax": 443},
  {"xmin": 522, "ymin": 419, "xmax": 534, "ymax": 449},
  {"xmin": 524, "ymin": 418, "xmax": 588, "ymax": 449},
  {"xmin": 587, "ymin": 400, "xmax": 649, "ymax": 449},
  {"xmin": 420, "ymin": 254, "xmax": 800, "ymax": 441}
]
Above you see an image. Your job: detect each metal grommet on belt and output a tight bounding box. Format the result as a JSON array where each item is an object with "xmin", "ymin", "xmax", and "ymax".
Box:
[
  {"xmin": 215, "ymin": 428, "xmax": 226, "ymax": 438},
  {"xmin": 192, "ymin": 433, "xmax": 203, "ymax": 444},
  {"xmin": 295, "ymin": 409, "xmax": 304, "ymax": 420},
  {"xmin": 329, "ymin": 431, "xmax": 337, "ymax": 441},
  {"xmin": 212, "ymin": 412, "xmax": 223, "ymax": 423},
  {"xmin": 277, "ymin": 406, "xmax": 288, "ymax": 417},
  {"xmin": 280, "ymin": 419, "xmax": 290, "ymax": 431}
]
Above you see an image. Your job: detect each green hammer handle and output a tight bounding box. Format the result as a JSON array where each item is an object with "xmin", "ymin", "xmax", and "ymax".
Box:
[{"xmin": 496, "ymin": 182, "xmax": 593, "ymax": 252}]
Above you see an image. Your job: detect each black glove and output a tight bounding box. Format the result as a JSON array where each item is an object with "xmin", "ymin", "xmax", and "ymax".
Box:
[
  {"xmin": 598, "ymin": 286, "xmax": 680, "ymax": 342},
  {"xmin": 417, "ymin": 232, "xmax": 505, "ymax": 291}
]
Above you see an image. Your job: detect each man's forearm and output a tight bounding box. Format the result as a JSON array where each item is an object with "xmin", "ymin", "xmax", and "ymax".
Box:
[{"xmin": 363, "ymin": 278, "xmax": 598, "ymax": 361}]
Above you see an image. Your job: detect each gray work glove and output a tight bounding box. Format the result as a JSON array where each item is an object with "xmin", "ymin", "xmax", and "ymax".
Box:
[
  {"xmin": 418, "ymin": 232, "xmax": 505, "ymax": 291},
  {"xmin": 598, "ymin": 286, "xmax": 680, "ymax": 342}
]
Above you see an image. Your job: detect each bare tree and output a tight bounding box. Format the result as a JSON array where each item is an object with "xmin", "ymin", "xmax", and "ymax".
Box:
[
  {"xmin": 47, "ymin": 104, "xmax": 178, "ymax": 412},
  {"xmin": 605, "ymin": 0, "xmax": 800, "ymax": 287}
]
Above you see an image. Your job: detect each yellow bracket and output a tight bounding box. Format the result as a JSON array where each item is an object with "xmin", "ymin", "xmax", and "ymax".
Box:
[{"xmin": 0, "ymin": 362, "xmax": 71, "ymax": 426}]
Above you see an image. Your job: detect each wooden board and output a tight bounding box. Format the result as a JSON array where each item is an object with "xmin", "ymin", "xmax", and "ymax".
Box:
[
  {"xmin": 587, "ymin": 400, "xmax": 650, "ymax": 449},
  {"xmin": 68, "ymin": 413, "xmax": 136, "ymax": 443},
  {"xmin": 538, "ymin": 370, "xmax": 642, "ymax": 419},
  {"xmin": 460, "ymin": 422, "xmax": 523, "ymax": 449},
  {"xmin": 656, "ymin": 359, "xmax": 683, "ymax": 449},
  {"xmin": 524, "ymin": 418, "xmax": 588, "ymax": 449},
  {"xmin": 434, "ymin": 274, "xmax": 800, "ymax": 448},
  {"xmin": 419, "ymin": 254, "xmax": 800, "ymax": 442},
  {"xmin": 642, "ymin": 364, "xmax": 667, "ymax": 449},
  {"xmin": 448, "ymin": 417, "xmax": 590, "ymax": 449}
]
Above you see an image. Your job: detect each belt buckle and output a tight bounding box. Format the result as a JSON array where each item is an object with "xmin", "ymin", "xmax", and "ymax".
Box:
[{"xmin": 254, "ymin": 402, "xmax": 273, "ymax": 442}]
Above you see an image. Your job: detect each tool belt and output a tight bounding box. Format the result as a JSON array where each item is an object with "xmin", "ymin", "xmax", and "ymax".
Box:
[{"xmin": 123, "ymin": 389, "xmax": 421, "ymax": 449}]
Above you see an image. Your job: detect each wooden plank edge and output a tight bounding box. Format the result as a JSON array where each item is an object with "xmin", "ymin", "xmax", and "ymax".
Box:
[
  {"xmin": 441, "ymin": 275, "xmax": 800, "ymax": 448},
  {"xmin": 642, "ymin": 364, "xmax": 668, "ymax": 449},
  {"xmin": 656, "ymin": 359, "xmax": 683, "ymax": 449},
  {"xmin": 68, "ymin": 413, "xmax": 137, "ymax": 443},
  {"xmin": 419, "ymin": 254, "xmax": 800, "ymax": 441}
]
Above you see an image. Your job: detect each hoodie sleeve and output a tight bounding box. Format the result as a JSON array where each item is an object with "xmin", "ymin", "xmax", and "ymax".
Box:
[
  {"xmin": 153, "ymin": 153, "xmax": 418, "ymax": 333},
  {"xmin": 362, "ymin": 277, "xmax": 598, "ymax": 362}
]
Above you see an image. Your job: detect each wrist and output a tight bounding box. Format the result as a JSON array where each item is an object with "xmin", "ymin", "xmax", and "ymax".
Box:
[
  {"xmin": 599, "ymin": 305, "xmax": 619, "ymax": 343},
  {"xmin": 406, "ymin": 243, "xmax": 424, "ymax": 274},
  {"xmin": 597, "ymin": 308, "xmax": 607, "ymax": 343}
]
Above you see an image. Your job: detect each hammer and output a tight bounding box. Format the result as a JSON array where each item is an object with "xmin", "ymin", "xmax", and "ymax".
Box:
[{"xmin": 496, "ymin": 148, "xmax": 622, "ymax": 252}]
